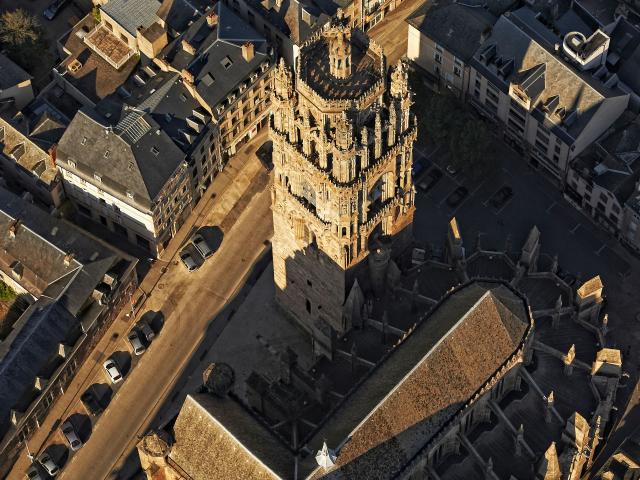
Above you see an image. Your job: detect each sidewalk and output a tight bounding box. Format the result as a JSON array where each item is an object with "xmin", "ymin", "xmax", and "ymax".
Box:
[{"xmin": 9, "ymin": 133, "xmax": 267, "ymax": 479}]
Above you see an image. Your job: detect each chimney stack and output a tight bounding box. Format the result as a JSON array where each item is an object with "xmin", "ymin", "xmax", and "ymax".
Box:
[
  {"xmin": 242, "ymin": 42, "xmax": 255, "ymax": 61},
  {"xmin": 207, "ymin": 12, "xmax": 218, "ymax": 28},
  {"xmin": 181, "ymin": 39, "xmax": 196, "ymax": 55},
  {"xmin": 47, "ymin": 144, "xmax": 57, "ymax": 167}
]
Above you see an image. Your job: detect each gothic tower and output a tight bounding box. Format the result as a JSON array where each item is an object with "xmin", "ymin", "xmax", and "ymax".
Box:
[{"xmin": 270, "ymin": 13, "xmax": 417, "ymax": 356}]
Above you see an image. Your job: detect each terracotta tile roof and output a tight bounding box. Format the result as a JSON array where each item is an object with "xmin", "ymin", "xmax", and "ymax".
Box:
[
  {"xmin": 308, "ymin": 283, "xmax": 530, "ymax": 479},
  {"xmin": 169, "ymin": 394, "xmax": 294, "ymax": 480}
]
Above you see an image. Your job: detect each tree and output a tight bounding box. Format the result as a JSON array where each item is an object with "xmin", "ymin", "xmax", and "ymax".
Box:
[
  {"xmin": 0, "ymin": 9, "xmax": 45, "ymax": 71},
  {"xmin": 0, "ymin": 9, "xmax": 41, "ymax": 47}
]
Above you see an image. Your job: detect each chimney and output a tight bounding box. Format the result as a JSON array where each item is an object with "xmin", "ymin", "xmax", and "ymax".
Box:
[
  {"xmin": 242, "ymin": 42, "xmax": 255, "ymax": 62},
  {"xmin": 181, "ymin": 68, "xmax": 195, "ymax": 84},
  {"xmin": 64, "ymin": 252, "xmax": 75, "ymax": 267},
  {"xmin": 8, "ymin": 219, "xmax": 20, "ymax": 238},
  {"xmin": 181, "ymin": 39, "xmax": 196, "ymax": 55},
  {"xmin": 47, "ymin": 144, "xmax": 57, "ymax": 167},
  {"xmin": 206, "ymin": 12, "xmax": 218, "ymax": 28}
]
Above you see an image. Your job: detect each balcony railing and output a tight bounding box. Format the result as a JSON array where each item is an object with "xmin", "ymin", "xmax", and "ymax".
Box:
[{"xmin": 84, "ymin": 23, "xmax": 135, "ymax": 70}]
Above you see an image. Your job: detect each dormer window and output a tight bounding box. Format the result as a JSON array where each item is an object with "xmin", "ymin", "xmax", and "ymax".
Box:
[
  {"xmin": 126, "ymin": 190, "xmax": 134, "ymax": 199},
  {"xmin": 68, "ymin": 159, "xmax": 76, "ymax": 168},
  {"xmin": 81, "ymin": 137, "xmax": 87, "ymax": 145},
  {"xmin": 221, "ymin": 56, "xmax": 233, "ymax": 69},
  {"xmin": 94, "ymin": 173, "xmax": 102, "ymax": 183},
  {"xmin": 104, "ymin": 150, "xmax": 110, "ymax": 158},
  {"xmin": 151, "ymin": 146, "xmax": 160, "ymax": 156}
]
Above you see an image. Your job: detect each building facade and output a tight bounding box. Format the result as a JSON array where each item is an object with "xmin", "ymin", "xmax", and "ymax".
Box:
[
  {"xmin": 57, "ymin": 73, "xmax": 219, "ymax": 256},
  {"xmin": 155, "ymin": 4, "xmax": 275, "ymax": 157},
  {"xmin": 270, "ymin": 17, "xmax": 416, "ymax": 356}
]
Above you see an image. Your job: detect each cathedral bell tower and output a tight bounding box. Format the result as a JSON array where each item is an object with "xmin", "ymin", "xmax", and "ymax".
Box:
[{"xmin": 270, "ymin": 15, "xmax": 417, "ymax": 357}]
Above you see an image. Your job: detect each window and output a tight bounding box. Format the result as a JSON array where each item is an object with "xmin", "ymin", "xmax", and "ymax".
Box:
[
  {"xmin": 104, "ymin": 150, "xmax": 110, "ymax": 158},
  {"xmin": 68, "ymin": 159, "xmax": 76, "ymax": 168},
  {"xmin": 81, "ymin": 137, "xmax": 87, "ymax": 146},
  {"xmin": 126, "ymin": 190, "xmax": 134, "ymax": 199},
  {"xmin": 434, "ymin": 52, "xmax": 442, "ymax": 64},
  {"xmin": 151, "ymin": 146, "xmax": 160, "ymax": 156},
  {"xmin": 94, "ymin": 173, "xmax": 102, "ymax": 183},
  {"xmin": 306, "ymin": 299, "xmax": 311, "ymax": 313},
  {"xmin": 307, "ymin": 279, "xmax": 312, "ymax": 287},
  {"xmin": 475, "ymin": 79, "xmax": 481, "ymax": 89},
  {"xmin": 454, "ymin": 65, "xmax": 462, "ymax": 77},
  {"xmin": 221, "ymin": 56, "xmax": 233, "ymax": 69}
]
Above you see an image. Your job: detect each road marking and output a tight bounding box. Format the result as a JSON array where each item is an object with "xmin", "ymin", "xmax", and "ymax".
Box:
[
  {"xmin": 546, "ymin": 201, "xmax": 557, "ymax": 213},
  {"xmin": 595, "ymin": 244, "xmax": 607, "ymax": 256},
  {"xmin": 569, "ymin": 223, "xmax": 581, "ymax": 234}
]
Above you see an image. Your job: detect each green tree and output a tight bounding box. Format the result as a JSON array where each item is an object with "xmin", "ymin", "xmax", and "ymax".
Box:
[{"xmin": 0, "ymin": 280, "xmax": 16, "ymax": 302}]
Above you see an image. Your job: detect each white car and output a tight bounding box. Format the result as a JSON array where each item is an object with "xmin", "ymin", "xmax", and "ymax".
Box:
[
  {"xmin": 193, "ymin": 233, "xmax": 214, "ymax": 259},
  {"xmin": 37, "ymin": 452, "xmax": 59, "ymax": 476},
  {"xmin": 60, "ymin": 420, "xmax": 83, "ymax": 451},
  {"xmin": 103, "ymin": 358, "xmax": 123, "ymax": 384}
]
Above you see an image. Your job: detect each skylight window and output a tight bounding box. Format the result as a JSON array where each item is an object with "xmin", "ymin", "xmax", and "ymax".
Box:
[
  {"xmin": 221, "ymin": 56, "xmax": 233, "ymax": 69},
  {"xmin": 151, "ymin": 146, "xmax": 160, "ymax": 156}
]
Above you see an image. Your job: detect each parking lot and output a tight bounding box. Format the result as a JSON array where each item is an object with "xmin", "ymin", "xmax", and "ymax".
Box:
[{"xmin": 412, "ymin": 139, "xmax": 632, "ymax": 284}]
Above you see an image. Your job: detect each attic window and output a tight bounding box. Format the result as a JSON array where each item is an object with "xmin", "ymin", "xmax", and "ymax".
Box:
[
  {"xmin": 68, "ymin": 159, "xmax": 76, "ymax": 168},
  {"xmin": 81, "ymin": 137, "xmax": 87, "ymax": 145},
  {"xmin": 128, "ymin": 161, "xmax": 134, "ymax": 170},
  {"xmin": 104, "ymin": 150, "xmax": 110, "ymax": 158},
  {"xmin": 202, "ymin": 73, "xmax": 215, "ymax": 86},
  {"xmin": 221, "ymin": 56, "xmax": 233, "ymax": 69},
  {"xmin": 179, "ymin": 93, "xmax": 187, "ymax": 102},
  {"xmin": 151, "ymin": 146, "xmax": 160, "ymax": 156},
  {"xmin": 10, "ymin": 143, "xmax": 25, "ymax": 160},
  {"xmin": 126, "ymin": 190, "xmax": 134, "ymax": 199},
  {"xmin": 0, "ymin": 126, "xmax": 4, "ymax": 142},
  {"xmin": 94, "ymin": 173, "xmax": 102, "ymax": 183}
]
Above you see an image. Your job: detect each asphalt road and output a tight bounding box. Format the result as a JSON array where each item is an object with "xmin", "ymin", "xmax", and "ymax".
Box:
[{"xmin": 56, "ymin": 163, "xmax": 273, "ymax": 479}]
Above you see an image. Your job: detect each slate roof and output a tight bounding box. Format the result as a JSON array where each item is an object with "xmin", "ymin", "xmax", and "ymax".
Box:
[
  {"xmin": 57, "ymin": 105, "xmax": 185, "ymax": 207},
  {"xmin": 471, "ymin": 8, "xmax": 626, "ymax": 141},
  {"xmin": 157, "ymin": 0, "xmax": 211, "ymax": 34},
  {"xmin": 407, "ymin": 0, "xmax": 497, "ymax": 62},
  {"xmin": 0, "ymin": 187, "xmax": 136, "ymax": 441},
  {"xmin": 0, "ymin": 54, "xmax": 31, "ymax": 90},
  {"xmin": 160, "ymin": 2, "xmax": 271, "ymax": 115},
  {"xmin": 101, "ymin": 0, "xmax": 162, "ymax": 36},
  {"xmin": 0, "ymin": 115, "xmax": 59, "ymax": 187}
]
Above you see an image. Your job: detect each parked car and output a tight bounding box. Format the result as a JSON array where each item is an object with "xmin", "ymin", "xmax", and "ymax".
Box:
[
  {"xmin": 490, "ymin": 186, "xmax": 514, "ymax": 209},
  {"xmin": 80, "ymin": 385, "xmax": 109, "ymax": 416},
  {"xmin": 417, "ymin": 169, "xmax": 443, "ymax": 193},
  {"xmin": 445, "ymin": 164, "xmax": 459, "ymax": 176},
  {"xmin": 103, "ymin": 358, "xmax": 123, "ymax": 384},
  {"xmin": 60, "ymin": 420, "xmax": 83, "ymax": 451},
  {"xmin": 136, "ymin": 320, "xmax": 155, "ymax": 343},
  {"xmin": 127, "ymin": 329, "xmax": 146, "ymax": 355},
  {"xmin": 192, "ymin": 233, "xmax": 214, "ymax": 259},
  {"xmin": 43, "ymin": 0, "xmax": 67, "ymax": 20},
  {"xmin": 26, "ymin": 464, "xmax": 44, "ymax": 480},
  {"xmin": 446, "ymin": 186, "xmax": 469, "ymax": 208},
  {"xmin": 179, "ymin": 249, "xmax": 200, "ymax": 272},
  {"xmin": 412, "ymin": 158, "xmax": 427, "ymax": 178},
  {"xmin": 38, "ymin": 452, "xmax": 59, "ymax": 477}
]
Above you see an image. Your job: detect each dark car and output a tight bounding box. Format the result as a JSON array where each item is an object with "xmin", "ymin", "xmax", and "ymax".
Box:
[
  {"xmin": 446, "ymin": 186, "xmax": 469, "ymax": 208},
  {"xmin": 43, "ymin": 0, "xmax": 67, "ymax": 20},
  {"xmin": 417, "ymin": 169, "xmax": 443, "ymax": 193},
  {"xmin": 81, "ymin": 385, "xmax": 109, "ymax": 416},
  {"xmin": 412, "ymin": 159, "xmax": 427, "ymax": 178},
  {"xmin": 490, "ymin": 186, "xmax": 514, "ymax": 209}
]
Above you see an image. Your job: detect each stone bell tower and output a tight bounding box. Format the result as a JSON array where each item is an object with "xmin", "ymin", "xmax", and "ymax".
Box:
[{"xmin": 270, "ymin": 14, "xmax": 417, "ymax": 356}]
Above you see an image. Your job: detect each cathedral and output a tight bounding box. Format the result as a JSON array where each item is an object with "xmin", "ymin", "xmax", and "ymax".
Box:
[
  {"xmin": 137, "ymin": 15, "xmax": 624, "ymax": 480},
  {"xmin": 270, "ymin": 12, "xmax": 416, "ymax": 356}
]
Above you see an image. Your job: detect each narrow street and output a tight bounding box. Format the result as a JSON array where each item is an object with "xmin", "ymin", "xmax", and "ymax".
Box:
[
  {"xmin": 368, "ymin": 0, "xmax": 424, "ymax": 64},
  {"xmin": 7, "ymin": 135, "xmax": 273, "ymax": 479}
]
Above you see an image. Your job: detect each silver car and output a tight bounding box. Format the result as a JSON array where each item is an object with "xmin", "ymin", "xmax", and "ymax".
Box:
[
  {"xmin": 193, "ymin": 233, "xmax": 214, "ymax": 259},
  {"xmin": 127, "ymin": 329, "xmax": 146, "ymax": 355},
  {"xmin": 179, "ymin": 250, "xmax": 199, "ymax": 272},
  {"xmin": 25, "ymin": 465, "xmax": 43, "ymax": 480},
  {"xmin": 38, "ymin": 452, "xmax": 59, "ymax": 476},
  {"xmin": 60, "ymin": 420, "xmax": 83, "ymax": 451},
  {"xmin": 103, "ymin": 358, "xmax": 123, "ymax": 384}
]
